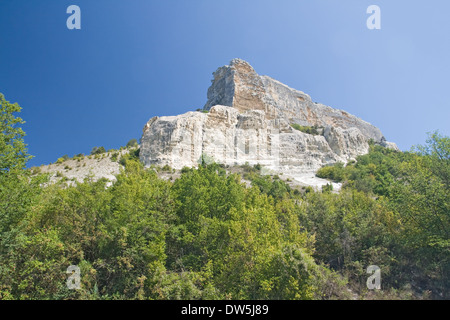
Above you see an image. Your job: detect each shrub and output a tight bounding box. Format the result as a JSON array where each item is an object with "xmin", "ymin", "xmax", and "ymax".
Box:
[
  {"xmin": 181, "ymin": 167, "xmax": 191, "ymax": 174},
  {"xmin": 241, "ymin": 162, "xmax": 255, "ymax": 173},
  {"xmin": 118, "ymin": 148, "xmax": 140, "ymax": 167},
  {"xmin": 290, "ymin": 123, "xmax": 321, "ymax": 135},
  {"xmin": 126, "ymin": 139, "xmax": 138, "ymax": 148},
  {"xmin": 90, "ymin": 146, "xmax": 106, "ymax": 155},
  {"xmin": 30, "ymin": 166, "xmax": 41, "ymax": 175},
  {"xmin": 111, "ymin": 152, "xmax": 119, "ymax": 162},
  {"xmin": 321, "ymin": 183, "xmax": 333, "ymax": 193},
  {"xmin": 119, "ymin": 156, "xmax": 127, "ymax": 166},
  {"xmin": 305, "ymin": 186, "xmax": 314, "ymax": 193},
  {"xmin": 131, "ymin": 148, "xmax": 140, "ymax": 159},
  {"xmin": 316, "ymin": 164, "xmax": 345, "ymax": 182}
]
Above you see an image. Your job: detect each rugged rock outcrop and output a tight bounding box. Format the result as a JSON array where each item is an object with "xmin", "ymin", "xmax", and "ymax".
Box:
[
  {"xmin": 140, "ymin": 59, "xmax": 398, "ymax": 187},
  {"xmin": 204, "ymin": 59, "xmax": 385, "ymax": 142}
]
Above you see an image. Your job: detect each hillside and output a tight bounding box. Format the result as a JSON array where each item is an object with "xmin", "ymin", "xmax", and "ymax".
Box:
[{"xmin": 1, "ymin": 79, "xmax": 448, "ymax": 301}]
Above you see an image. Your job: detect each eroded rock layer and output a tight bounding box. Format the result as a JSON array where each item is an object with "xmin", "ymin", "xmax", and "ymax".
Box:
[{"xmin": 140, "ymin": 59, "xmax": 397, "ymax": 186}]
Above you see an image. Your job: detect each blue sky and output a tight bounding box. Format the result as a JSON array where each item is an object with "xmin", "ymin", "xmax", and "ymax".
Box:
[{"xmin": 1, "ymin": 0, "xmax": 449, "ymax": 167}]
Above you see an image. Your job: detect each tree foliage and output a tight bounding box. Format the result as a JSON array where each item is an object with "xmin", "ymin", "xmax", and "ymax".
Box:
[
  {"xmin": 0, "ymin": 95, "xmax": 448, "ymax": 299},
  {"xmin": 315, "ymin": 132, "xmax": 450, "ymax": 297},
  {"xmin": 90, "ymin": 146, "xmax": 106, "ymax": 155},
  {"xmin": 0, "ymin": 94, "xmax": 31, "ymax": 174}
]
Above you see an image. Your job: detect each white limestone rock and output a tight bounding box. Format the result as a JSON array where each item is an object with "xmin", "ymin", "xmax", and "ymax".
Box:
[{"xmin": 140, "ymin": 59, "xmax": 399, "ymax": 186}]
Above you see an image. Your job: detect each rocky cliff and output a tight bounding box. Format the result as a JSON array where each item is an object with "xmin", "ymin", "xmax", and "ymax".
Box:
[{"xmin": 140, "ymin": 59, "xmax": 398, "ymax": 187}]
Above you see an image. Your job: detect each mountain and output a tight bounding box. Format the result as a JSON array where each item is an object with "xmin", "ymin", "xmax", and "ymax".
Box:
[{"xmin": 140, "ymin": 59, "xmax": 398, "ymax": 187}]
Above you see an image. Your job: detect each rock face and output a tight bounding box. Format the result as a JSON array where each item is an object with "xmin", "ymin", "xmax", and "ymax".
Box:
[
  {"xmin": 140, "ymin": 59, "xmax": 398, "ymax": 187},
  {"xmin": 204, "ymin": 59, "xmax": 385, "ymax": 142}
]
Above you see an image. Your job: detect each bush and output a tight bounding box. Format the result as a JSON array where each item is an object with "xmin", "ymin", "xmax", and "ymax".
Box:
[
  {"xmin": 110, "ymin": 152, "xmax": 119, "ymax": 162},
  {"xmin": 290, "ymin": 123, "xmax": 321, "ymax": 135},
  {"xmin": 181, "ymin": 167, "xmax": 191, "ymax": 174},
  {"xmin": 316, "ymin": 165, "xmax": 345, "ymax": 182},
  {"xmin": 56, "ymin": 155, "xmax": 69, "ymax": 164},
  {"xmin": 131, "ymin": 148, "xmax": 140, "ymax": 159},
  {"xmin": 30, "ymin": 166, "xmax": 41, "ymax": 175},
  {"xmin": 119, "ymin": 156, "xmax": 127, "ymax": 166},
  {"xmin": 118, "ymin": 148, "xmax": 140, "ymax": 167},
  {"xmin": 126, "ymin": 139, "xmax": 138, "ymax": 148},
  {"xmin": 321, "ymin": 183, "xmax": 333, "ymax": 193},
  {"xmin": 90, "ymin": 146, "xmax": 106, "ymax": 155},
  {"xmin": 241, "ymin": 162, "xmax": 256, "ymax": 173}
]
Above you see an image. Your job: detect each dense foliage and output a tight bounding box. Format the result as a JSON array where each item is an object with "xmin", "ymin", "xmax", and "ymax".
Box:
[
  {"xmin": 315, "ymin": 135, "xmax": 449, "ymax": 297},
  {"xmin": 0, "ymin": 94, "xmax": 448, "ymax": 300},
  {"xmin": 0, "ymin": 94, "xmax": 31, "ymax": 174}
]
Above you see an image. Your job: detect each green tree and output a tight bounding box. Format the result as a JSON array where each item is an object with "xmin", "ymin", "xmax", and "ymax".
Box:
[
  {"xmin": 388, "ymin": 132, "xmax": 450, "ymax": 296},
  {"xmin": 103, "ymin": 161, "xmax": 174, "ymax": 298},
  {"xmin": 414, "ymin": 131, "xmax": 450, "ymax": 189},
  {"xmin": 0, "ymin": 94, "xmax": 54, "ymax": 299},
  {"xmin": 0, "ymin": 93, "xmax": 31, "ymax": 173}
]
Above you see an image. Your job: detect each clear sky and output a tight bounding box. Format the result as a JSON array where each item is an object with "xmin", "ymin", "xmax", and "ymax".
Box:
[{"xmin": 1, "ymin": 0, "xmax": 449, "ymax": 167}]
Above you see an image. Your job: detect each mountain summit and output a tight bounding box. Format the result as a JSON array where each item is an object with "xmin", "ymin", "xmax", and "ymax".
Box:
[
  {"xmin": 204, "ymin": 58, "xmax": 389, "ymax": 142},
  {"xmin": 140, "ymin": 59, "xmax": 398, "ymax": 187}
]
